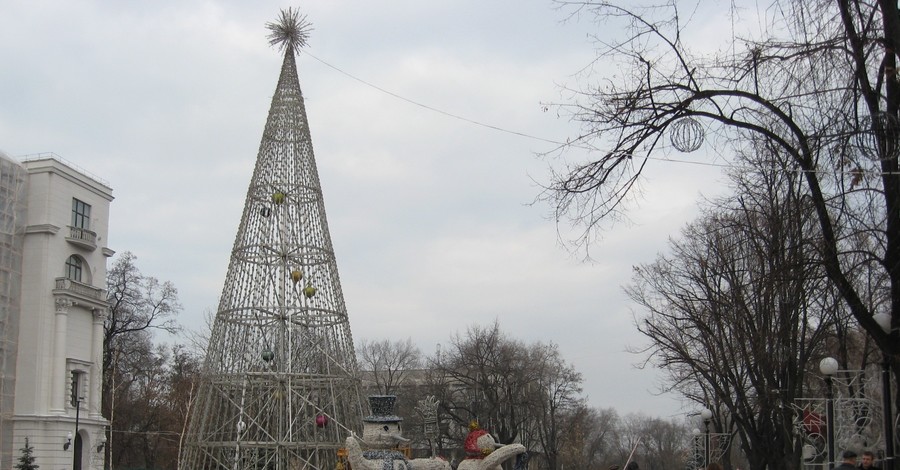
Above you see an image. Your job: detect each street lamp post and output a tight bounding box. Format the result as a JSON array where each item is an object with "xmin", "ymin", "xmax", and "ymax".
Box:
[
  {"xmin": 700, "ymin": 408, "xmax": 713, "ymax": 467},
  {"xmin": 62, "ymin": 397, "xmax": 84, "ymax": 470},
  {"xmin": 74, "ymin": 397, "xmax": 82, "ymax": 470},
  {"xmin": 874, "ymin": 313, "xmax": 895, "ymax": 470},
  {"xmin": 820, "ymin": 357, "xmax": 839, "ymax": 469}
]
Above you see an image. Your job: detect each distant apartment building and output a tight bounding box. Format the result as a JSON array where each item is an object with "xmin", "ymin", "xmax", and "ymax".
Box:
[{"xmin": 0, "ymin": 152, "xmax": 113, "ymax": 470}]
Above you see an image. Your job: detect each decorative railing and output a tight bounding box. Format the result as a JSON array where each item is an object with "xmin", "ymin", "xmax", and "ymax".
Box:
[
  {"xmin": 54, "ymin": 278, "xmax": 105, "ymax": 301},
  {"xmin": 66, "ymin": 226, "xmax": 97, "ymax": 250},
  {"xmin": 68, "ymin": 226, "xmax": 96, "ymax": 243},
  {"xmin": 21, "ymin": 152, "xmax": 111, "ymax": 188}
]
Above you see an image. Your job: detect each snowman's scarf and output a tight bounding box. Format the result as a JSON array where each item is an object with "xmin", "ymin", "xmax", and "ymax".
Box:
[{"xmin": 363, "ymin": 450, "xmax": 412, "ymax": 470}]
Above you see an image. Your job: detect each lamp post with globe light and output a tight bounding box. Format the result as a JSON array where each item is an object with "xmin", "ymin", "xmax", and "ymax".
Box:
[
  {"xmin": 700, "ymin": 408, "xmax": 713, "ymax": 467},
  {"xmin": 874, "ymin": 313, "xmax": 895, "ymax": 470},
  {"xmin": 820, "ymin": 357, "xmax": 839, "ymax": 468}
]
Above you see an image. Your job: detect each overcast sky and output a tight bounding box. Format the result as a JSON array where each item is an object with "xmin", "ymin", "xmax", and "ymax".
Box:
[{"xmin": 1, "ymin": 1, "xmax": 731, "ymax": 420}]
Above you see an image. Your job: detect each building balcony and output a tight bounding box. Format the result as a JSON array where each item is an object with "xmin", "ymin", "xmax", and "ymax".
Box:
[
  {"xmin": 66, "ymin": 225, "xmax": 97, "ymax": 251},
  {"xmin": 54, "ymin": 278, "xmax": 107, "ymax": 306}
]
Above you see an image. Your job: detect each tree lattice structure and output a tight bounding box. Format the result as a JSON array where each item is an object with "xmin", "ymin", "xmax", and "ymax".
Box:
[{"xmin": 180, "ymin": 10, "xmax": 363, "ymax": 470}]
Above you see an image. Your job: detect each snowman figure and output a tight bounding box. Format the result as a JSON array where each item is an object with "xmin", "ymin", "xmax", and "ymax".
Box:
[
  {"xmin": 345, "ymin": 395, "xmax": 450, "ymax": 470},
  {"xmin": 457, "ymin": 421, "xmax": 526, "ymax": 470}
]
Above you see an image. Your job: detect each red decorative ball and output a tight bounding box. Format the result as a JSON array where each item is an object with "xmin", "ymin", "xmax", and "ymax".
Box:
[{"xmin": 315, "ymin": 414, "xmax": 328, "ymax": 428}]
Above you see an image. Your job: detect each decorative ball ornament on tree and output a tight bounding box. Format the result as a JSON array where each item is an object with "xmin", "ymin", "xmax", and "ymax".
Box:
[
  {"xmin": 272, "ymin": 191, "xmax": 286, "ymax": 204},
  {"xmin": 303, "ymin": 285, "xmax": 317, "ymax": 298},
  {"xmin": 262, "ymin": 349, "xmax": 275, "ymax": 362},
  {"xmin": 856, "ymin": 111, "xmax": 900, "ymax": 160},
  {"xmin": 315, "ymin": 414, "xmax": 329, "ymax": 428},
  {"xmin": 669, "ymin": 117, "xmax": 705, "ymax": 153},
  {"xmin": 291, "ymin": 270, "xmax": 303, "ymax": 284},
  {"xmin": 266, "ymin": 7, "xmax": 313, "ymax": 53}
]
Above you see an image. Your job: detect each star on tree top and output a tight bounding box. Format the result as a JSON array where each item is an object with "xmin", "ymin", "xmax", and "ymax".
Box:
[{"xmin": 266, "ymin": 8, "xmax": 313, "ymax": 53}]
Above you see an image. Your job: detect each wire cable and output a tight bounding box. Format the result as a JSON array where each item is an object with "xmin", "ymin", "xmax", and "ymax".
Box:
[
  {"xmin": 301, "ymin": 50, "xmax": 567, "ymax": 146},
  {"xmin": 300, "ymin": 51, "xmax": 900, "ymax": 178}
]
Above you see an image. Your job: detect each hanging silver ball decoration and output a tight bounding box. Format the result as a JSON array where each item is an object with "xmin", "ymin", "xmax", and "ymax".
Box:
[
  {"xmin": 669, "ymin": 117, "xmax": 705, "ymax": 153},
  {"xmin": 855, "ymin": 111, "xmax": 900, "ymax": 161},
  {"xmin": 261, "ymin": 349, "xmax": 275, "ymax": 362}
]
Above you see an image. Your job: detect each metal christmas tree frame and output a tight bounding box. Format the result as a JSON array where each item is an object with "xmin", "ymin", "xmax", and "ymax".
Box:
[{"xmin": 180, "ymin": 9, "xmax": 363, "ymax": 470}]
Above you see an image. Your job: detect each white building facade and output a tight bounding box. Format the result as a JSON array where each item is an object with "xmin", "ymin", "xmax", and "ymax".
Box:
[{"xmin": 0, "ymin": 152, "xmax": 113, "ymax": 470}]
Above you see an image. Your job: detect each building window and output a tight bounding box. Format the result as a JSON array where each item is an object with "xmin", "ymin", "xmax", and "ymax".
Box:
[
  {"xmin": 72, "ymin": 198, "xmax": 91, "ymax": 230},
  {"xmin": 70, "ymin": 370, "xmax": 85, "ymax": 408},
  {"xmin": 65, "ymin": 255, "xmax": 83, "ymax": 281}
]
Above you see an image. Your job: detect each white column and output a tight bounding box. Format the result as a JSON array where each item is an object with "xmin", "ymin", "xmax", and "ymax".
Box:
[
  {"xmin": 52, "ymin": 297, "xmax": 73, "ymax": 413},
  {"xmin": 90, "ymin": 308, "xmax": 106, "ymax": 418}
]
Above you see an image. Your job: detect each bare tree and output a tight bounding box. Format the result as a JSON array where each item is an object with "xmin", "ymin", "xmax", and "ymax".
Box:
[
  {"xmin": 426, "ymin": 322, "xmax": 586, "ymax": 470},
  {"xmin": 428, "ymin": 321, "xmax": 533, "ymax": 452},
  {"xmin": 167, "ymin": 345, "xmax": 202, "ymax": 468},
  {"xmin": 105, "ymin": 342, "xmax": 201, "ymax": 470},
  {"xmin": 626, "ymin": 150, "xmax": 840, "ymax": 470},
  {"xmin": 106, "ymin": 335, "xmax": 166, "ymax": 469},
  {"xmin": 104, "ymin": 252, "xmax": 181, "ymax": 374},
  {"xmin": 546, "ymin": 0, "xmax": 899, "ymax": 406},
  {"xmin": 102, "ymin": 252, "xmax": 181, "ymax": 467},
  {"xmin": 357, "ymin": 338, "xmax": 423, "ymax": 395},
  {"xmin": 637, "ymin": 416, "xmax": 689, "ymax": 470},
  {"xmin": 529, "ymin": 342, "xmax": 584, "ymax": 470},
  {"xmin": 556, "ymin": 405, "xmax": 621, "ymax": 470}
]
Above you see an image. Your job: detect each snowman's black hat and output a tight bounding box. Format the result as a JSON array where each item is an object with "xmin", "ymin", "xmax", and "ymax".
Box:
[{"xmin": 364, "ymin": 395, "xmax": 403, "ymax": 423}]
